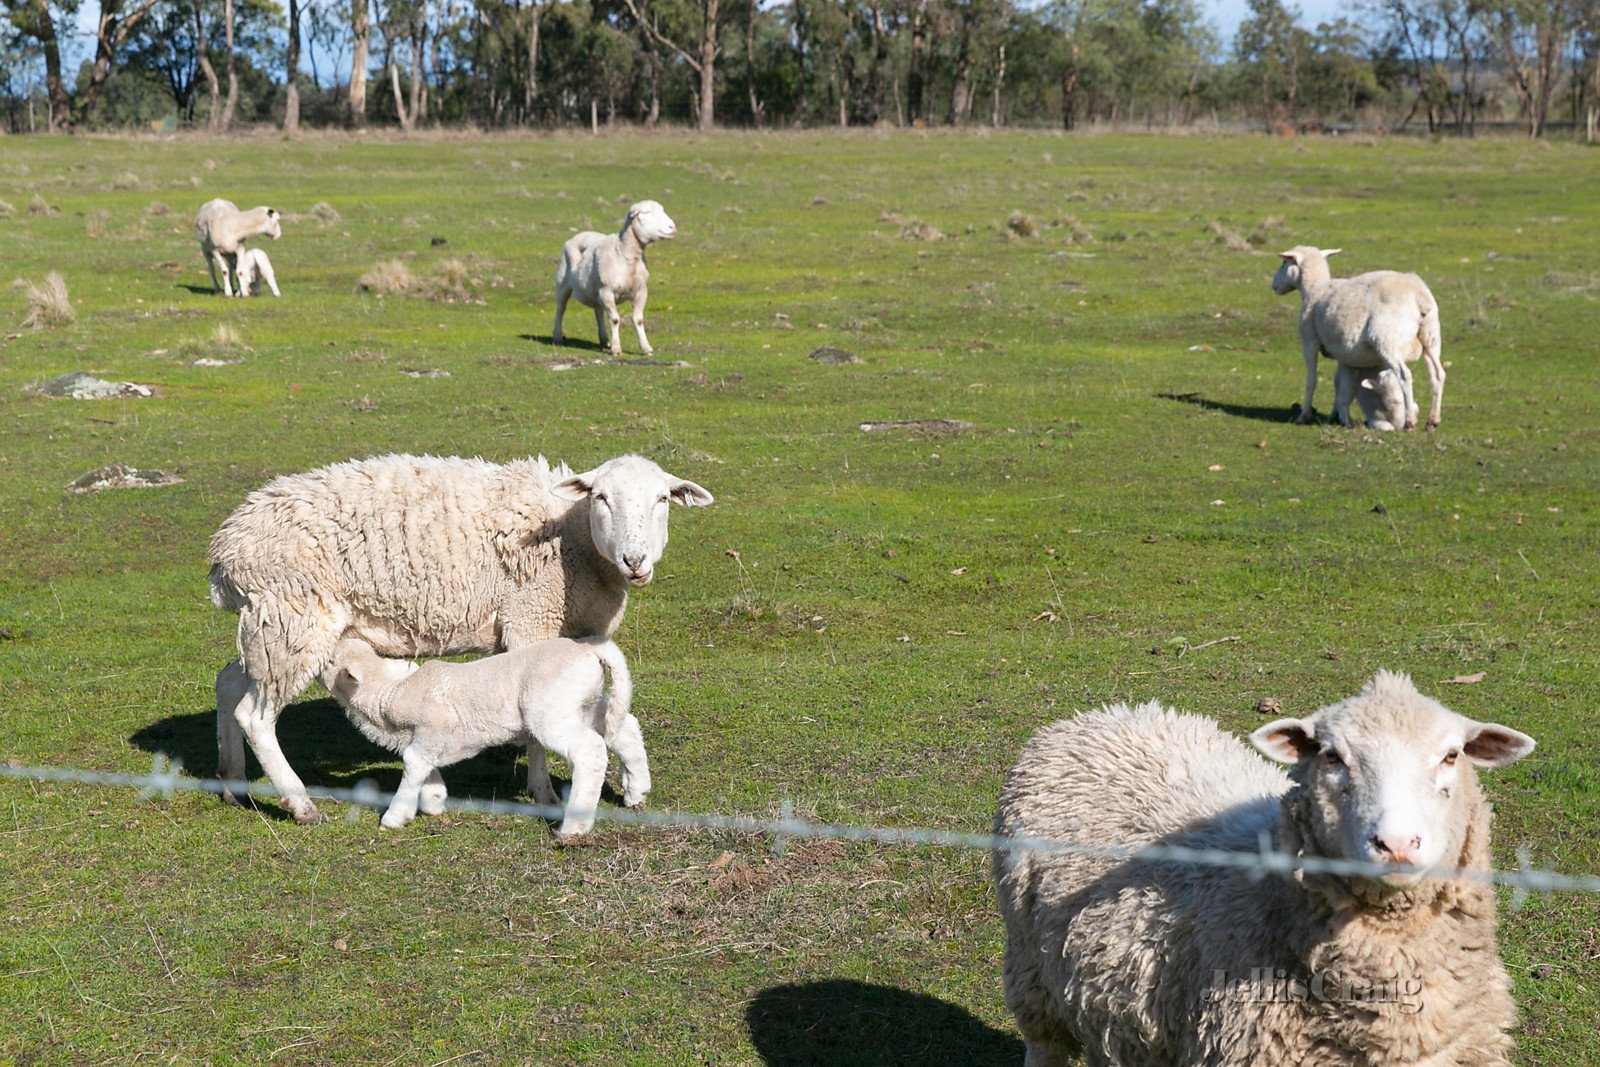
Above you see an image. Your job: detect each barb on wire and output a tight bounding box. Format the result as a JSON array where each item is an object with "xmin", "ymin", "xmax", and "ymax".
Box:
[{"xmin": 3, "ymin": 760, "xmax": 1599, "ymax": 896}]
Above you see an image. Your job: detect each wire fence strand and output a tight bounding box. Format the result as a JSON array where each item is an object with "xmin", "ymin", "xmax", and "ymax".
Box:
[{"xmin": 4, "ymin": 757, "xmax": 1599, "ymax": 898}]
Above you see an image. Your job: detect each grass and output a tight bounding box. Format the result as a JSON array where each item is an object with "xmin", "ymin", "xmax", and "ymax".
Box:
[{"xmin": 0, "ymin": 128, "xmax": 1597, "ymax": 1065}]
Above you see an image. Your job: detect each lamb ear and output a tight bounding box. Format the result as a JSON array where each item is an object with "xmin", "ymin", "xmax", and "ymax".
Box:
[
  {"xmin": 552, "ymin": 474, "xmax": 594, "ymax": 501},
  {"xmin": 1278, "ymin": 250, "xmax": 1300, "ymax": 263},
  {"xmin": 669, "ymin": 479, "xmax": 713, "ymax": 507},
  {"xmin": 337, "ymin": 665, "xmax": 360, "ymax": 688},
  {"xmin": 1462, "ymin": 723, "xmax": 1536, "ymax": 768},
  {"xmin": 1251, "ymin": 718, "xmax": 1319, "ymax": 763},
  {"xmin": 1320, "ymin": 247, "xmax": 1342, "ymax": 257}
]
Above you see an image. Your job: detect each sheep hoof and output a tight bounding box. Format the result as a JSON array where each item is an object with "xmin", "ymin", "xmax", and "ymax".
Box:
[
  {"xmin": 291, "ymin": 805, "xmax": 328, "ymax": 826},
  {"xmin": 1426, "ymin": 420, "xmax": 1439, "ymax": 432},
  {"xmin": 554, "ymin": 831, "xmax": 593, "ymax": 847}
]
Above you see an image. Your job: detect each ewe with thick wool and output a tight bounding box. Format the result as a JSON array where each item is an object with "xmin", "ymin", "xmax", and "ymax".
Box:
[
  {"xmin": 1273, "ymin": 246, "xmax": 1445, "ymax": 430},
  {"xmin": 235, "ymin": 247, "xmax": 280, "ymax": 297},
  {"xmin": 194, "ymin": 198, "xmax": 282, "ymax": 297},
  {"xmin": 209, "ymin": 452, "xmax": 712, "ymax": 824},
  {"xmin": 325, "ymin": 636, "xmax": 647, "ymax": 836},
  {"xmin": 993, "ymin": 671, "xmax": 1534, "ymax": 1067},
  {"xmin": 553, "ymin": 200, "xmax": 677, "ymax": 357}
]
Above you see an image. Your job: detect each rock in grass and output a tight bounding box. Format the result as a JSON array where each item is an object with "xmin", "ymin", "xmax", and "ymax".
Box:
[
  {"xmin": 66, "ymin": 464, "xmax": 183, "ymax": 493},
  {"xmin": 859, "ymin": 419, "xmax": 974, "ymax": 436},
  {"xmin": 39, "ymin": 372, "xmax": 156, "ymax": 399},
  {"xmin": 809, "ymin": 346, "xmax": 862, "ymax": 365}
]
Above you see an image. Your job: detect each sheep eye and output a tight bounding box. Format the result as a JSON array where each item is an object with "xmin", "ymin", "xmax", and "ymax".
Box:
[
  {"xmin": 1322, "ymin": 748, "xmax": 1343, "ymax": 767},
  {"xmin": 1442, "ymin": 750, "xmax": 1459, "ymax": 767}
]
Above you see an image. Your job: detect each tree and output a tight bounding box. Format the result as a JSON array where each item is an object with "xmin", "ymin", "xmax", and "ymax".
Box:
[
  {"xmin": 4, "ymin": 0, "xmax": 73, "ymax": 129},
  {"xmin": 350, "ymin": 0, "xmax": 370, "ymax": 124},
  {"xmin": 1489, "ymin": 0, "xmax": 1574, "ymax": 136},
  {"xmin": 623, "ymin": 0, "xmax": 720, "ymax": 129},
  {"xmin": 283, "ymin": 0, "xmax": 302, "ymax": 130},
  {"xmin": 1234, "ymin": 0, "xmax": 1306, "ymax": 127}
]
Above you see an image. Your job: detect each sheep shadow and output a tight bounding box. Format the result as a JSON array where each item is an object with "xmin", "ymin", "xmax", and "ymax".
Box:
[
  {"xmin": 519, "ymin": 332, "xmax": 608, "ymax": 352},
  {"xmin": 130, "ymin": 698, "xmax": 606, "ymax": 823},
  {"xmin": 176, "ymin": 284, "xmax": 221, "ymax": 296},
  {"xmin": 1157, "ymin": 391, "xmax": 1306, "ymax": 425},
  {"xmin": 746, "ymin": 980, "xmax": 1023, "ymax": 1066}
]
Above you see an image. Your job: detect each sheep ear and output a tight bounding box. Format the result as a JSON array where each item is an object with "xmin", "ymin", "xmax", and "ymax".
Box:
[
  {"xmin": 552, "ymin": 474, "xmax": 594, "ymax": 501},
  {"xmin": 1251, "ymin": 718, "xmax": 1319, "ymax": 763},
  {"xmin": 268, "ymin": 208, "xmax": 280, "ymax": 219},
  {"xmin": 337, "ymin": 665, "xmax": 360, "ymax": 688},
  {"xmin": 1321, "ymin": 247, "xmax": 1342, "ymax": 257},
  {"xmin": 1462, "ymin": 723, "xmax": 1535, "ymax": 768},
  {"xmin": 1278, "ymin": 250, "xmax": 1300, "ymax": 263},
  {"xmin": 668, "ymin": 479, "xmax": 713, "ymax": 507}
]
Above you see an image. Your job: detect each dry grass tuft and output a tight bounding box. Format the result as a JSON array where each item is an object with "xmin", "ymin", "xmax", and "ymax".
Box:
[
  {"xmin": 356, "ymin": 260, "xmax": 415, "ymax": 295},
  {"xmin": 28, "ymin": 194, "xmax": 57, "ymax": 217},
  {"xmin": 1006, "ymin": 211, "xmax": 1039, "ymax": 239},
  {"xmin": 21, "ymin": 272, "xmax": 75, "ymax": 328},
  {"xmin": 111, "ymin": 172, "xmax": 140, "ymax": 190},
  {"xmin": 898, "ymin": 218, "xmax": 943, "ymax": 241},
  {"xmin": 146, "ymin": 202, "xmax": 171, "ymax": 217},
  {"xmin": 310, "ymin": 201, "xmax": 340, "ymax": 222},
  {"xmin": 1207, "ymin": 219, "xmax": 1252, "ymax": 253},
  {"xmin": 422, "ymin": 258, "xmax": 474, "ymax": 302},
  {"xmin": 212, "ymin": 323, "xmax": 243, "ymax": 347},
  {"xmin": 85, "ymin": 211, "xmax": 111, "ymax": 238},
  {"xmin": 0, "ymin": 199, "xmax": 14, "ymax": 217}
]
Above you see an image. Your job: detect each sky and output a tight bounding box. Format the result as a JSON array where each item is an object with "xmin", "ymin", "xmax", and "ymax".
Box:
[{"xmin": 1206, "ymin": 0, "xmax": 1356, "ymax": 44}]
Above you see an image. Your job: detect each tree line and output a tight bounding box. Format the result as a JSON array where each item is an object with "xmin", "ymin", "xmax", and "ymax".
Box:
[{"xmin": 5, "ymin": 0, "xmax": 1600, "ymax": 137}]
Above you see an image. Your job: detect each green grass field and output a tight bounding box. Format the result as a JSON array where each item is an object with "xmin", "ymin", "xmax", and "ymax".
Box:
[{"xmin": 1, "ymin": 129, "xmax": 1597, "ymax": 1065}]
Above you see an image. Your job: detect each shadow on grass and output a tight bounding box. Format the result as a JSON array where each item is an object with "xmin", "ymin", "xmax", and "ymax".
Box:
[
  {"xmin": 177, "ymin": 284, "xmax": 220, "ymax": 296},
  {"xmin": 746, "ymin": 980, "xmax": 1023, "ymax": 1066},
  {"xmin": 1157, "ymin": 391, "xmax": 1303, "ymax": 425},
  {"xmin": 519, "ymin": 332, "xmax": 607, "ymax": 351},
  {"xmin": 129, "ymin": 700, "xmax": 589, "ymax": 822}
]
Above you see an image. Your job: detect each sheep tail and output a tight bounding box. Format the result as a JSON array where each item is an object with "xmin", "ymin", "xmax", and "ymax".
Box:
[
  {"xmin": 585, "ymin": 638, "xmax": 633, "ymax": 743},
  {"xmin": 209, "ymin": 564, "xmax": 248, "ymax": 613}
]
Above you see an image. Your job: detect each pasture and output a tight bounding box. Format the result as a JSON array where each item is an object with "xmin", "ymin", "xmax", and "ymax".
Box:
[{"xmin": 1, "ymin": 129, "xmax": 1597, "ymax": 1064}]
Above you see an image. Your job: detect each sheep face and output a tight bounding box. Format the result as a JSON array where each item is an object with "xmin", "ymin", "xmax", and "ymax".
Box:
[
  {"xmin": 628, "ymin": 200, "xmax": 677, "ymax": 244},
  {"xmin": 326, "ymin": 638, "xmax": 419, "ymax": 707},
  {"xmin": 264, "ymin": 208, "xmax": 282, "ymax": 241},
  {"xmin": 553, "ymin": 455, "xmax": 712, "ymax": 587},
  {"xmin": 1357, "ymin": 369, "xmax": 1408, "ymax": 431},
  {"xmin": 1252, "ymin": 671, "xmax": 1534, "ymax": 888},
  {"xmin": 1272, "ymin": 245, "xmax": 1340, "ymax": 295}
]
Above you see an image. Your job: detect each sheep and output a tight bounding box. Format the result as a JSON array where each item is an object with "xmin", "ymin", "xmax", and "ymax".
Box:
[
  {"xmin": 1334, "ymin": 364, "xmax": 1409, "ymax": 432},
  {"xmin": 993, "ymin": 670, "xmax": 1535, "ymax": 1067},
  {"xmin": 209, "ymin": 452, "xmax": 712, "ymax": 824},
  {"xmin": 324, "ymin": 635, "xmax": 648, "ymax": 836},
  {"xmin": 553, "ymin": 199, "xmax": 677, "ymax": 357},
  {"xmin": 235, "ymin": 247, "xmax": 280, "ymax": 298},
  {"xmin": 194, "ymin": 198, "xmax": 282, "ymax": 297},
  {"xmin": 1272, "ymin": 246, "xmax": 1445, "ymax": 430}
]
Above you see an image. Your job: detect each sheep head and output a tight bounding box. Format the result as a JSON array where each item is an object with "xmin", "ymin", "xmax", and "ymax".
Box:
[
  {"xmin": 1272, "ymin": 245, "xmax": 1340, "ymax": 295},
  {"xmin": 1251, "ymin": 670, "xmax": 1533, "ymax": 891},
  {"xmin": 1356, "ymin": 369, "xmax": 1408, "ymax": 431},
  {"xmin": 259, "ymin": 207, "xmax": 282, "ymax": 241},
  {"xmin": 626, "ymin": 200, "xmax": 677, "ymax": 244},
  {"xmin": 324, "ymin": 637, "xmax": 419, "ymax": 707},
  {"xmin": 553, "ymin": 454, "xmax": 712, "ymax": 587}
]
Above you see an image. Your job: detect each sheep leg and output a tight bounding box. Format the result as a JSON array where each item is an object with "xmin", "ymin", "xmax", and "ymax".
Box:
[
  {"xmin": 598, "ymin": 291, "xmax": 623, "ymax": 356},
  {"xmin": 631, "ymin": 285, "xmax": 653, "ymax": 356},
  {"xmin": 215, "ymin": 658, "xmax": 251, "ymax": 803},
  {"xmin": 204, "ymin": 252, "xmax": 223, "ymax": 294},
  {"xmin": 211, "ymin": 250, "xmax": 237, "ymax": 297},
  {"xmin": 607, "ymin": 711, "xmax": 651, "ymax": 808},
  {"xmin": 553, "ymin": 283, "xmax": 570, "ymax": 344},
  {"xmin": 381, "ymin": 746, "xmax": 433, "ymax": 828},
  {"xmin": 551, "ymin": 730, "xmax": 609, "ymax": 837},
  {"xmin": 1295, "ymin": 338, "xmax": 1319, "ymax": 423},
  {"xmin": 593, "ymin": 303, "xmax": 612, "ymax": 353},
  {"xmin": 525, "ymin": 741, "xmax": 560, "ymax": 807},
  {"xmin": 231, "ymin": 677, "xmax": 324, "ymax": 824},
  {"xmin": 1023, "ymin": 1041, "xmax": 1082, "ymax": 1067},
  {"xmin": 1330, "ymin": 363, "xmax": 1356, "ymax": 427},
  {"xmin": 1420, "ymin": 323, "xmax": 1445, "ymax": 430},
  {"xmin": 418, "ymin": 768, "xmax": 448, "ymax": 816}
]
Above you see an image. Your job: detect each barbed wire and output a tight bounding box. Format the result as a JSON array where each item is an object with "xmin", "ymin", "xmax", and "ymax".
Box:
[{"xmin": 4, "ymin": 756, "xmax": 1598, "ymax": 901}]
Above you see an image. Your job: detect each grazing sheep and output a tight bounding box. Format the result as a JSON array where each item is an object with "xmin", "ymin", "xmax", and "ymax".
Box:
[
  {"xmin": 209, "ymin": 452, "xmax": 712, "ymax": 824},
  {"xmin": 325, "ymin": 635, "xmax": 648, "ymax": 835},
  {"xmin": 235, "ymin": 247, "xmax": 280, "ymax": 298},
  {"xmin": 194, "ymin": 198, "xmax": 282, "ymax": 297},
  {"xmin": 994, "ymin": 671, "xmax": 1534, "ymax": 1067},
  {"xmin": 1334, "ymin": 364, "xmax": 1409, "ymax": 432},
  {"xmin": 1273, "ymin": 246, "xmax": 1445, "ymax": 430},
  {"xmin": 553, "ymin": 199, "xmax": 677, "ymax": 357}
]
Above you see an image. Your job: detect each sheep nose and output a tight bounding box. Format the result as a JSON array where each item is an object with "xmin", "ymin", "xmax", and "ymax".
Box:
[
  {"xmin": 623, "ymin": 552, "xmax": 646, "ymax": 573},
  {"xmin": 1371, "ymin": 831, "xmax": 1422, "ymax": 863}
]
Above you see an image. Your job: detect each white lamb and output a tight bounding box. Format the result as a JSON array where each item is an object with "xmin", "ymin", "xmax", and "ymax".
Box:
[
  {"xmin": 994, "ymin": 670, "xmax": 1535, "ymax": 1066},
  {"xmin": 194, "ymin": 198, "xmax": 282, "ymax": 297},
  {"xmin": 1273, "ymin": 246, "xmax": 1445, "ymax": 430},
  {"xmin": 553, "ymin": 199, "xmax": 677, "ymax": 357},
  {"xmin": 235, "ymin": 247, "xmax": 280, "ymax": 297},
  {"xmin": 209, "ymin": 452, "xmax": 712, "ymax": 824},
  {"xmin": 1334, "ymin": 364, "xmax": 1408, "ymax": 431},
  {"xmin": 324, "ymin": 635, "xmax": 648, "ymax": 836}
]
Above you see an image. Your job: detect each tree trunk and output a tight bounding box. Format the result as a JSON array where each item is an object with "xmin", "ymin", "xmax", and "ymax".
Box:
[
  {"xmin": 524, "ymin": 0, "xmax": 541, "ymax": 125},
  {"xmin": 696, "ymin": 0, "xmax": 719, "ymax": 130},
  {"xmin": 645, "ymin": 36, "xmax": 662, "ymax": 127},
  {"xmin": 861, "ymin": 0, "xmax": 887, "ymax": 125},
  {"xmin": 745, "ymin": 0, "xmax": 764, "ymax": 126},
  {"xmin": 350, "ymin": 0, "xmax": 371, "ymax": 126},
  {"xmin": 390, "ymin": 60, "xmax": 413, "ymax": 131},
  {"xmin": 23, "ymin": 0, "xmax": 71, "ymax": 131},
  {"xmin": 990, "ymin": 43, "xmax": 1006, "ymax": 127},
  {"xmin": 220, "ymin": 0, "xmax": 238, "ymax": 128},
  {"xmin": 196, "ymin": 4, "xmax": 222, "ymax": 131},
  {"xmin": 947, "ymin": 10, "xmax": 974, "ymax": 125},
  {"xmin": 907, "ymin": 0, "xmax": 925, "ymax": 124},
  {"xmin": 284, "ymin": 0, "xmax": 302, "ymax": 132},
  {"xmin": 1061, "ymin": 42, "xmax": 1079, "ymax": 130},
  {"xmin": 793, "ymin": 0, "xmax": 811, "ymax": 126}
]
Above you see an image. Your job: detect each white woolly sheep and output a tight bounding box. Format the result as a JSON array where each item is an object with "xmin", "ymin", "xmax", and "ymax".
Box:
[
  {"xmin": 325, "ymin": 635, "xmax": 648, "ymax": 836},
  {"xmin": 209, "ymin": 452, "xmax": 712, "ymax": 824},
  {"xmin": 194, "ymin": 198, "xmax": 282, "ymax": 297},
  {"xmin": 1273, "ymin": 246, "xmax": 1445, "ymax": 430},
  {"xmin": 994, "ymin": 670, "xmax": 1534, "ymax": 1067},
  {"xmin": 235, "ymin": 247, "xmax": 280, "ymax": 298},
  {"xmin": 553, "ymin": 199, "xmax": 677, "ymax": 357},
  {"xmin": 1334, "ymin": 364, "xmax": 1409, "ymax": 432}
]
